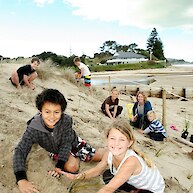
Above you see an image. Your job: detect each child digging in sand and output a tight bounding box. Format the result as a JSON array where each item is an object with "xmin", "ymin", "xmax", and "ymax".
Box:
[
  {"xmin": 61, "ymin": 119, "xmax": 165, "ymax": 193},
  {"xmin": 138, "ymin": 110, "xmax": 167, "ymax": 142},
  {"xmin": 9, "ymin": 57, "xmax": 40, "ymax": 90},
  {"xmin": 13, "ymin": 89, "xmax": 104, "ymax": 193}
]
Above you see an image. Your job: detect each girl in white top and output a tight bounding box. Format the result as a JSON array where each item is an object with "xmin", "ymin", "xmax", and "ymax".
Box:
[
  {"xmin": 73, "ymin": 57, "xmax": 92, "ymax": 94},
  {"xmin": 61, "ymin": 119, "xmax": 165, "ymax": 193}
]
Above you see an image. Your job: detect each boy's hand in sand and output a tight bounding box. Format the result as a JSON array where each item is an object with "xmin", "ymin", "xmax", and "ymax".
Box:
[
  {"xmin": 18, "ymin": 179, "xmax": 39, "ymax": 193},
  {"xmin": 48, "ymin": 168, "xmax": 61, "ymax": 178}
]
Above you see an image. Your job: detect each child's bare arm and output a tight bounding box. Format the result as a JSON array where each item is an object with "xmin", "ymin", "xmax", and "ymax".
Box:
[
  {"xmin": 61, "ymin": 152, "xmax": 108, "ymax": 180},
  {"xmin": 80, "ymin": 68, "xmax": 84, "ymax": 77},
  {"xmin": 98, "ymin": 156, "xmax": 138, "ymax": 193}
]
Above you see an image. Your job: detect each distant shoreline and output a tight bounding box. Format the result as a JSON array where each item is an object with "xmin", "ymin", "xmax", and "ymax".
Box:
[{"xmin": 171, "ymin": 63, "xmax": 193, "ymax": 67}]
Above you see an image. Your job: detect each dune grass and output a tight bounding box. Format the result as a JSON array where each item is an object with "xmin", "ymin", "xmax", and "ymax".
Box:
[{"xmin": 62, "ymin": 68, "xmax": 77, "ymax": 84}]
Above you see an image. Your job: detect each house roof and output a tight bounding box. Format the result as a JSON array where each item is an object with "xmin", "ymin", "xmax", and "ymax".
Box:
[{"xmin": 112, "ymin": 51, "xmax": 146, "ymax": 59}]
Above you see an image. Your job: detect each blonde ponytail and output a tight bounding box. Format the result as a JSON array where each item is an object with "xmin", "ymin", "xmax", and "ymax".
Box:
[{"xmin": 132, "ymin": 147, "xmax": 154, "ymax": 168}]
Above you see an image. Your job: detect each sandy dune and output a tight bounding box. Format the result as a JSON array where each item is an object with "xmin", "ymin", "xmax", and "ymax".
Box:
[{"xmin": 0, "ymin": 61, "xmax": 193, "ymax": 193}]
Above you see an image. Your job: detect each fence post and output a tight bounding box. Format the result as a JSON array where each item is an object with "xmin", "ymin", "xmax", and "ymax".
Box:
[
  {"xmin": 108, "ymin": 76, "xmax": 111, "ymax": 94},
  {"xmin": 162, "ymin": 89, "xmax": 167, "ymax": 129},
  {"xmin": 181, "ymin": 88, "xmax": 187, "ymax": 101}
]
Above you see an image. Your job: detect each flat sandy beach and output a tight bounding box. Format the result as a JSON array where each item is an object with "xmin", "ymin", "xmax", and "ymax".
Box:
[{"xmin": 0, "ymin": 61, "xmax": 193, "ymax": 193}]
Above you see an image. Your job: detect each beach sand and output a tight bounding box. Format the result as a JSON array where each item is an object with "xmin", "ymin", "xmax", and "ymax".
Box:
[{"xmin": 0, "ymin": 61, "xmax": 193, "ymax": 193}]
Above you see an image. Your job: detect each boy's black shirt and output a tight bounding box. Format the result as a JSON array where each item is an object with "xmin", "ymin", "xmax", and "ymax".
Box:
[{"xmin": 17, "ymin": 64, "xmax": 35, "ymax": 84}]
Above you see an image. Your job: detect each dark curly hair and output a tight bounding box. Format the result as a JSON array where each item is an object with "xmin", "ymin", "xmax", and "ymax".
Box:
[{"xmin": 36, "ymin": 89, "xmax": 67, "ymax": 112}]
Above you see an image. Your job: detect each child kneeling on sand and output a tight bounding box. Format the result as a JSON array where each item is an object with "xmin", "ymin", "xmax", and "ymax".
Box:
[
  {"xmin": 61, "ymin": 119, "xmax": 165, "ymax": 193},
  {"xmin": 138, "ymin": 110, "xmax": 167, "ymax": 141},
  {"xmin": 13, "ymin": 89, "xmax": 103, "ymax": 193},
  {"xmin": 9, "ymin": 57, "xmax": 40, "ymax": 90}
]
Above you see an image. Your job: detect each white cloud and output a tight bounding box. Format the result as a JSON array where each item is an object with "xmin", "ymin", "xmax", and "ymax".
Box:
[
  {"xmin": 34, "ymin": 0, "xmax": 54, "ymax": 7},
  {"xmin": 63, "ymin": 0, "xmax": 193, "ymax": 30}
]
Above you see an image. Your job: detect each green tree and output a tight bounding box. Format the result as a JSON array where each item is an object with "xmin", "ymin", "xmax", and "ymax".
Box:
[
  {"xmin": 100, "ymin": 40, "xmax": 118, "ymax": 54},
  {"xmin": 128, "ymin": 43, "xmax": 138, "ymax": 52},
  {"xmin": 116, "ymin": 45, "xmax": 129, "ymax": 52},
  {"xmin": 147, "ymin": 28, "xmax": 165, "ymax": 60},
  {"xmin": 153, "ymin": 39, "xmax": 165, "ymax": 60}
]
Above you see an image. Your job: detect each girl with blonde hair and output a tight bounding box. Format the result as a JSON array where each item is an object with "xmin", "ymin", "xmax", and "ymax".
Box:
[{"xmin": 61, "ymin": 119, "xmax": 165, "ymax": 193}]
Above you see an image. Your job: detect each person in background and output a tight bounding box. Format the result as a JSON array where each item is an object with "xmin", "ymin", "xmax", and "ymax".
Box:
[
  {"xmin": 9, "ymin": 57, "xmax": 40, "ymax": 90},
  {"xmin": 101, "ymin": 87, "xmax": 123, "ymax": 120},
  {"xmin": 73, "ymin": 57, "xmax": 92, "ymax": 94},
  {"xmin": 138, "ymin": 110, "xmax": 167, "ymax": 141},
  {"xmin": 131, "ymin": 91, "xmax": 152, "ymax": 129},
  {"xmin": 61, "ymin": 119, "xmax": 165, "ymax": 193},
  {"xmin": 13, "ymin": 89, "xmax": 104, "ymax": 193}
]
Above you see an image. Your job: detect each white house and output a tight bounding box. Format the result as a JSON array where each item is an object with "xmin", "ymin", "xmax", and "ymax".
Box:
[{"xmin": 107, "ymin": 51, "xmax": 148, "ymax": 65}]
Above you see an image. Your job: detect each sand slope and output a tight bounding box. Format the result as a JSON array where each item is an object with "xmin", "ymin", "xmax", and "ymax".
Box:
[{"xmin": 0, "ymin": 62, "xmax": 193, "ymax": 193}]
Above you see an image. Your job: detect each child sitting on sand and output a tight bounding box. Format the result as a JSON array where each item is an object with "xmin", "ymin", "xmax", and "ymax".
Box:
[
  {"xmin": 9, "ymin": 57, "xmax": 40, "ymax": 90},
  {"xmin": 61, "ymin": 119, "xmax": 165, "ymax": 193},
  {"xmin": 13, "ymin": 89, "xmax": 103, "ymax": 193},
  {"xmin": 101, "ymin": 87, "xmax": 123, "ymax": 120},
  {"xmin": 138, "ymin": 110, "xmax": 167, "ymax": 141}
]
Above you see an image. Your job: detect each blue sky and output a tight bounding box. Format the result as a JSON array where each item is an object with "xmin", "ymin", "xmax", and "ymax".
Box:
[{"xmin": 0, "ymin": 0, "xmax": 193, "ymax": 62}]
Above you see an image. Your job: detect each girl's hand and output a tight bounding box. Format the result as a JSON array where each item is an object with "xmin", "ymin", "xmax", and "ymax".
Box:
[
  {"xmin": 97, "ymin": 186, "xmax": 114, "ymax": 193},
  {"xmin": 59, "ymin": 171, "xmax": 78, "ymax": 180},
  {"xmin": 59, "ymin": 171, "xmax": 86, "ymax": 180},
  {"xmin": 18, "ymin": 179, "xmax": 40, "ymax": 193}
]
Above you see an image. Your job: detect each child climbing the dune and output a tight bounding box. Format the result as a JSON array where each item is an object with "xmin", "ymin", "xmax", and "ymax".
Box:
[{"xmin": 61, "ymin": 119, "xmax": 165, "ymax": 193}]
